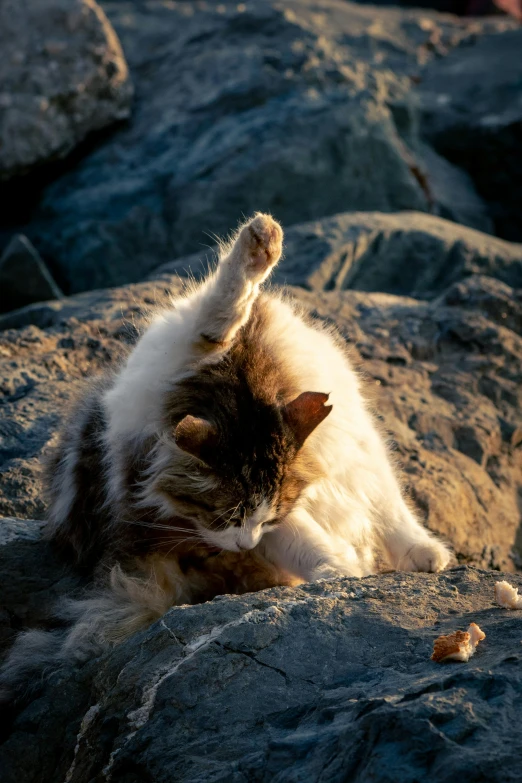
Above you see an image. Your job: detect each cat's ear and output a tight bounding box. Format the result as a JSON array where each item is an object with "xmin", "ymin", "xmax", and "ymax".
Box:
[
  {"xmin": 174, "ymin": 415, "xmax": 218, "ymax": 462},
  {"xmin": 282, "ymin": 392, "xmax": 332, "ymax": 447}
]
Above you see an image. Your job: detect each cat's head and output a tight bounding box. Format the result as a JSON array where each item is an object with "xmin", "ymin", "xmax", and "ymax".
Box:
[{"xmin": 155, "ymin": 391, "xmax": 331, "ymax": 552}]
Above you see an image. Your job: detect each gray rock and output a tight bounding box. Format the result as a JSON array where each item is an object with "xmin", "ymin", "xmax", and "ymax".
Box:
[
  {"xmin": 0, "ymin": 0, "xmax": 133, "ymax": 180},
  {"xmin": 0, "ymin": 517, "xmax": 81, "ymax": 655},
  {"xmin": 10, "ymin": 0, "xmax": 505, "ymax": 293},
  {"xmin": 419, "ymin": 27, "xmax": 522, "ymax": 242},
  {"xmin": 416, "ymin": 143, "xmax": 494, "ymax": 234},
  {"xmin": 0, "ymin": 235, "xmax": 63, "ymax": 314},
  {"xmin": 154, "ymin": 211, "xmax": 522, "ymax": 299},
  {"xmin": 2, "ymin": 567, "xmax": 522, "ymax": 782}
]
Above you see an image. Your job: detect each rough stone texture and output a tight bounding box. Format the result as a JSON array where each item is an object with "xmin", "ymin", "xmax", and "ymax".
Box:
[
  {"xmin": 0, "ymin": 518, "xmax": 82, "ymax": 655},
  {"xmin": 154, "ymin": 211, "xmax": 522, "ymax": 298},
  {"xmin": 2, "ymin": 567, "xmax": 522, "ymax": 782},
  {"xmin": 5, "ymin": 0, "xmax": 511, "ymax": 294},
  {"xmin": 0, "ymin": 235, "xmax": 63, "ymax": 314},
  {"xmin": 419, "ymin": 27, "xmax": 522, "ymax": 242},
  {"xmin": 0, "ymin": 0, "xmax": 132, "ymax": 181}
]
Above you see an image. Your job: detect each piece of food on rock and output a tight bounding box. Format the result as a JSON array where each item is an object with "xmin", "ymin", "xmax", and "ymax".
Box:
[
  {"xmin": 431, "ymin": 623, "xmax": 486, "ymax": 663},
  {"xmin": 495, "ymin": 580, "xmax": 522, "ymax": 609}
]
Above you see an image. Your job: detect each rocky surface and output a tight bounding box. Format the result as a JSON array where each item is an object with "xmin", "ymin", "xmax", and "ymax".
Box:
[
  {"xmin": 154, "ymin": 211, "xmax": 522, "ymax": 298},
  {"xmin": 2, "ymin": 567, "xmax": 522, "ymax": 782},
  {"xmin": 3, "ymin": 0, "xmax": 516, "ymax": 294},
  {"xmin": 419, "ymin": 27, "xmax": 522, "ymax": 242},
  {"xmin": 0, "ymin": 518, "xmax": 82, "ymax": 655},
  {"xmin": 0, "ymin": 0, "xmax": 132, "ymax": 181},
  {"xmin": 0, "ymin": 235, "xmax": 63, "ymax": 314}
]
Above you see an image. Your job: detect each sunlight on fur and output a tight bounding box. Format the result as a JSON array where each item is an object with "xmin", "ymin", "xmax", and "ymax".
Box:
[{"xmin": 0, "ymin": 213, "xmax": 451, "ymax": 701}]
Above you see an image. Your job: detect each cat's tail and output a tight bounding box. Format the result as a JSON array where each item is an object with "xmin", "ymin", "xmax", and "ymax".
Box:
[{"xmin": 0, "ymin": 564, "xmax": 176, "ymax": 705}]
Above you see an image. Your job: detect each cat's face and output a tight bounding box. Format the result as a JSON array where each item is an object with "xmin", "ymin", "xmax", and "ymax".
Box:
[{"xmin": 157, "ymin": 392, "xmax": 331, "ymax": 553}]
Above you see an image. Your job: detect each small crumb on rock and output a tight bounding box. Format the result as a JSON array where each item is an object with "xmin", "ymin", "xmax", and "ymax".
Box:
[
  {"xmin": 431, "ymin": 622, "xmax": 486, "ymax": 663},
  {"xmin": 495, "ymin": 581, "xmax": 522, "ymax": 610}
]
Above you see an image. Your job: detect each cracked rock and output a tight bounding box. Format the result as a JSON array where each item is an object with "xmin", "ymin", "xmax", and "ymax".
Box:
[{"xmin": 2, "ymin": 568, "xmax": 522, "ymax": 782}]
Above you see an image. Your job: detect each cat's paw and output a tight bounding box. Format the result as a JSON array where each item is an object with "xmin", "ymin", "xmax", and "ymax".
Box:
[
  {"xmin": 309, "ymin": 565, "xmax": 344, "ymax": 582},
  {"xmin": 233, "ymin": 213, "xmax": 283, "ymax": 281},
  {"xmin": 399, "ymin": 538, "xmax": 451, "ymax": 573},
  {"xmin": 309, "ymin": 561, "xmax": 363, "ymax": 581}
]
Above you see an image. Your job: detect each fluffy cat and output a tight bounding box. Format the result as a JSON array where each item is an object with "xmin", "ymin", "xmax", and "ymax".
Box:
[{"xmin": 1, "ymin": 213, "xmax": 450, "ymax": 697}]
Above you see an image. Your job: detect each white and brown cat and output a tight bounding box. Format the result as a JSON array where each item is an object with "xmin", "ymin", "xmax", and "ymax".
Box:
[{"xmin": 1, "ymin": 214, "xmax": 450, "ymax": 696}]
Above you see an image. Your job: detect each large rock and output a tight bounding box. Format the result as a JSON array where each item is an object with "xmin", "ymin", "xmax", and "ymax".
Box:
[
  {"xmin": 2, "ymin": 567, "xmax": 522, "ymax": 782},
  {"xmin": 419, "ymin": 27, "xmax": 522, "ymax": 242},
  {"xmin": 155, "ymin": 211, "xmax": 522, "ymax": 298},
  {"xmin": 4, "ymin": 0, "xmax": 508, "ymax": 293},
  {"xmin": 0, "ymin": 235, "xmax": 63, "ymax": 314},
  {"xmin": 0, "ymin": 0, "xmax": 133, "ymax": 181},
  {"xmin": 0, "ymin": 518, "xmax": 81, "ymax": 655}
]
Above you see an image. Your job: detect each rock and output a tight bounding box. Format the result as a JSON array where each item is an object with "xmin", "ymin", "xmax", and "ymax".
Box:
[
  {"xmin": 416, "ymin": 143, "xmax": 494, "ymax": 234},
  {"xmin": 338, "ymin": 0, "xmax": 519, "ymax": 19},
  {"xmin": 0, "ymin": 235, "xmax": 63, "ymax": 314},
  {"xmin": 4, "ymin": 0, "xmax": 508, "ymax": 293},
  {"xmin": 2, "ymin": 567, "xmax": 522, "ymax": 782},
  {"xmin": 154, "ymin": 211, "xmax": 522, "ymax": 299},
  {"xmin": 0, "ymin": 0, "xmax": 132, "ymax": 181},
  {"xmin": 419, "ymin": 27, "xmax": 522, "ymax": 242},
  {"xmin": 0, "ymin": 518, "xmax": 81, "ymax": 655}
]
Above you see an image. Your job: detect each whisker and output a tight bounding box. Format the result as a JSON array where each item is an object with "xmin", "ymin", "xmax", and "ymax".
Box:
[
  {"xmin": 211, "ymin": 503, "xmax": 240, "ymax": 526},
  {"xmin": 124, "ymin": 519, "xmax": 200, "ymax": 534}
]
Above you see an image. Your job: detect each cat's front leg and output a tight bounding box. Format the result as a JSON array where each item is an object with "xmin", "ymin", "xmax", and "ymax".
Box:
[
  {"xmin": 259, "ymin": 508, "xmax": 364, "ymax": 582},
  {"xmin": 379, "ymin": 498, "xmax": 451, "ymax": 573},
  {"xmin": 193, "ymin": 213, "xmax": 283, "ymax": 354}
]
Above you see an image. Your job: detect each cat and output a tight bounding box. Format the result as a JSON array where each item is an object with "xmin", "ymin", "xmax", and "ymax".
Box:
[{"xmin": 0, "ymin": 213, "xmax": 450, "ymax": 698}]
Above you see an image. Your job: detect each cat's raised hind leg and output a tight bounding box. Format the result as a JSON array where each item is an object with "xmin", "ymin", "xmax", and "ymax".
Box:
[{"xmin": 193, "ymin": 213, "xmax": 282, "ymax": 357}]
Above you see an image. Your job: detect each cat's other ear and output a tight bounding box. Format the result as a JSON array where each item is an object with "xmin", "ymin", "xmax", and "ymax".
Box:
[
  {"xmin": 174, "ymin": 415, "xmax": 218, "ymax": 462},
  {"xmin": 282, "ymin": 392, "xmax": 332, "ymax": 447}
]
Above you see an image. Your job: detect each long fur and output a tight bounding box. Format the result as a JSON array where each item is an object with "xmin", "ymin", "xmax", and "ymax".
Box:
[{"xmin": 1, "ymin": 214, "xmax": 450, "ymax": 701}]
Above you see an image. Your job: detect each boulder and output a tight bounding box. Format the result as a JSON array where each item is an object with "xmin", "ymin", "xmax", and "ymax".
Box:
[
  {"xmin": 5, "ymin": 0, "xmax": 507, "ymax": 293},
  {"xmin": 0, "ymin": 0, "xmax": 132, "ymax": 182},
  {"xmin": 0, "ymin": 235, "xmax": 63, "ymax": 314},
  {"xmin": 0, "ymin": 518, "xmax": 81, "ymax": 656},
  {"xmin": 419, "ymin": 27, "xmax": 522, "ymax": 242},
  {"xmin": 155, "ymin": 211, "xmax": 522, "ymax": 299},
  {"xmin": 2, "ymin": 567, "xmax": 522, "ymax": 782}
]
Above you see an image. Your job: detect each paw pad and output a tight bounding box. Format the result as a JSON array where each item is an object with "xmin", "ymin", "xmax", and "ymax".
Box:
[{"xmin": 237, "ymin": 213, "xmax": 283, "ymax": 277}]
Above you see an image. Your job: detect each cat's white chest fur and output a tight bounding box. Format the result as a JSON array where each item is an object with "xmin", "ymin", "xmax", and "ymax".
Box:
[{"xmin": 103, "ymin": 214, "xmax": 450, "ymax": 580}]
